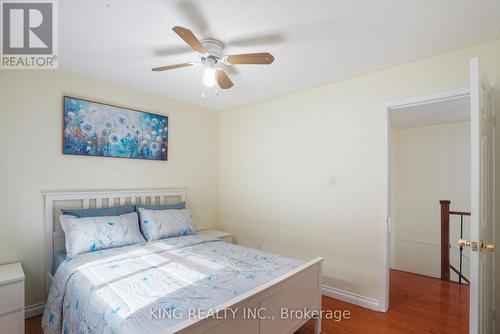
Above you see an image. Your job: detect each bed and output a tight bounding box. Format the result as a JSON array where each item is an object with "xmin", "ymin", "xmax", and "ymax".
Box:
[{"xmin": 43, "ymin": 189, "xmax": 323, "ymax": 334}]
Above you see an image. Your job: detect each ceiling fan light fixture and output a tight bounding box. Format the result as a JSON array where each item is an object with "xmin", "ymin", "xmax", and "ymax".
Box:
[
  {"xmin": 202, "ymin": 67, "xmax": 216, "ymax": 87},
  {"xmin": 152, "ymin": 26, "xmax": 274, "ymax": 93}
]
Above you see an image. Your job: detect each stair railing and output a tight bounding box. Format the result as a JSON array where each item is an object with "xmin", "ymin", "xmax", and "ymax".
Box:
[{"xmin": 439, "ymin": 200, "xmax": 470, "ymax": 284}]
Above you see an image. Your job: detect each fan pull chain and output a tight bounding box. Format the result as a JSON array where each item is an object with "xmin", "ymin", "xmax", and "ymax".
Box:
[{"xmin": 201, "ymin": 64, "xmax": 205, "ymax": 98}]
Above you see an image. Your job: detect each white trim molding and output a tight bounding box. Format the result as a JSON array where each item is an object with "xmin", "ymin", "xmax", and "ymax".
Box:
[
  {"xmin": 395, "ymin": 237, "xmax": 440, "ymax": 247},
  {"xmin": 322, "ymin": 285, "xmax": 381, "ymax": 312},
  {"xmin": 25, "ymin": 302, "xmax": 45, "ymax": 319},
  {"xmin": 384, "ymin": 87, "xmax": 470, "ymax": 110}
]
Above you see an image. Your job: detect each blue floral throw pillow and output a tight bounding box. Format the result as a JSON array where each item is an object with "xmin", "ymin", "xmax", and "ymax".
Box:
[
  {"xmin": 138, "ymin": 208, "xmax": 196, "ymax": 242},
  {"xmin": 60, "ymin": 212, "xmax": 145, "ymax": 258}
]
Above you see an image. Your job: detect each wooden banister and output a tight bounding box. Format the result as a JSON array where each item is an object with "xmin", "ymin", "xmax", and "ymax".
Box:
[
  {"xmin": 449, "ymin": 211, "xmax": 471, "ymax": 216},
  {"xmin": 440, "ymin": 200, "xmax": 451, "ymax": 281},
  {"xmin": 450, "ymin": 265, "xmax": 470, "ymax": 285},
  {"xmin": 440, "ymin": 200, "xmax": 470, "ymax": 284}
]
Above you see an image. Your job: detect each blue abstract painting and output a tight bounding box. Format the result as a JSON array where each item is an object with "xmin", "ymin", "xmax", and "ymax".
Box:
[{"xmin": 63, "ymin": 96, "xmax": 168, "ymax": 160}]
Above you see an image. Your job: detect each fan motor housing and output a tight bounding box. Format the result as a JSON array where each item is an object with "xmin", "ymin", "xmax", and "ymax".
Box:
[{"xmin": 201, "ymin": 39, "xmax": 224, "ymax": 59}]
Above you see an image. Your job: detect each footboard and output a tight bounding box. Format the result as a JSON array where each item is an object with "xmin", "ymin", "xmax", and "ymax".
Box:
[{"xmin": 168, "ymin": 257, "xmax": 324, "ymax": 334}]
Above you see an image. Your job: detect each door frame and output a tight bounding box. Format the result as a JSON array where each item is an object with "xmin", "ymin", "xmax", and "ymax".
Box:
[
  {"xmin": 381, "ymin": 87, "xmax": 470, "ymax": 312},
  {"xmin": 494, "ymin": 82, "xmax": 499, "ymax": 334}
]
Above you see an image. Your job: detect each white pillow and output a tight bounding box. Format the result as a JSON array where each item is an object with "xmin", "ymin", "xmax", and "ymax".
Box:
[
  {"xmin": 138, "ymin": 208, "xmax": 196, "ymax": 242},
  {"xmin": 60, "ymin": 212, "xmax": 145, "ymax": 258}
]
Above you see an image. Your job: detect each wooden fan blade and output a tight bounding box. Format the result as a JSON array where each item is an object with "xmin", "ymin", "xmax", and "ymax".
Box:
[
  {"xmin": 217, "ymin": 70, "xmax": 233, "ymax": 89},
  {"xmin": 226, "ymin": 52, "xmax": 274, "ymax": 64},
  {"xmin": 151, "ymin": 63, "xmax": 193, "ymax": 72},
  {"xmin": 172, "ymin": 26, "xmax": 207, "ymax": 53}
]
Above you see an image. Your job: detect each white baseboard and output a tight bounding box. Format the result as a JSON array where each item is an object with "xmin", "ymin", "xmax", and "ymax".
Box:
[
  {"xmin": 322, "ymin": 285, "xmax": 381, "ymax": 312},
  {"xmin": 25, "ymin": 302, "xmax": 45, "ymax": 319}
]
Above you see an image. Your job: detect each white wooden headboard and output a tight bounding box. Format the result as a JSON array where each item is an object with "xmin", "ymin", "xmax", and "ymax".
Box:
[{"xmin": 43, "ymin": 188, "xmax": 186, "ymax": 291}]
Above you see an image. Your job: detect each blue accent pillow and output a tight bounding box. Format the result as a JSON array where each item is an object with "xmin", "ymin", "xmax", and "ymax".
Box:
[
  {"xmin": 51, "ymin": 250, "xmax": 67, "ymax": 275},
  {"xmin": 136, "ymin": 202, "xmax": 186, "ymax": 210},
  {"xmin": 61, "ymin": 204, "xmax": 136, "ymax": 218}
]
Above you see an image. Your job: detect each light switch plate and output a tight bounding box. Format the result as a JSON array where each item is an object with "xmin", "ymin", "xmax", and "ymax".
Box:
[{"xmin": 329, "ymin": 176, "xmax": 336, "ymax": 186}]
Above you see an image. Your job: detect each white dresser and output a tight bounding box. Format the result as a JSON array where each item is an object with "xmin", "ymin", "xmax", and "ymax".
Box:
[
  {"xmin": 199, "ymin": 229, "xmax": 233, "ymax": 243},
  {"xmin": 0, "ymin": 263, "xmax": 25, "ymax": 334}
]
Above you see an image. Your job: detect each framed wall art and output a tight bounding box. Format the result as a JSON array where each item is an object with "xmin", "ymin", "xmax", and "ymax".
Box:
[{"xmin": 63, "ymin": 96, "xmax": 168, "ymax": 161}]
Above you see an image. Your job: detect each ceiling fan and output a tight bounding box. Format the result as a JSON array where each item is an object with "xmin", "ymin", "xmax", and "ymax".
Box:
[{"xmin": 152, "ymin": 26, "xmax": 275, "ymax": 94}]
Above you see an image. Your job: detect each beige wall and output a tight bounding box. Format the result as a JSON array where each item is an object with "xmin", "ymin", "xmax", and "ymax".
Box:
[
  {"xmin": 390, "ymin": 122, "xmax": 471, "ymax": 280},
  {"xmin": 0, "ymin": 70, "xmax": 219, "ymax": 306},
  {"xmin": 218, "ymin": 38, "xmax": 500, "ymax": 307}
]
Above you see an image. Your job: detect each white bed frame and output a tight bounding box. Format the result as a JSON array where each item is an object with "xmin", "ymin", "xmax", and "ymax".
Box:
[{"xmin": 44, "ymin": 189, "xmax": 323, "ymax": 334}]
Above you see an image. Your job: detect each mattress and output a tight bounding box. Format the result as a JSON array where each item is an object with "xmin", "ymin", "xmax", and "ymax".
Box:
[
  {"xmin": 51, "ymin": 250, "xmax": 67, "ymax": 275},
  {"xmin": 42, "ymin": 234, "xmax": 303, "ymax": 334}
]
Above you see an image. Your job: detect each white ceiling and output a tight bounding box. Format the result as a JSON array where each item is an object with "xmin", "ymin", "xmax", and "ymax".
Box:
[
  {"xmin": 390, "ymin": 97, "xmax": 470, "ymax": 129},
  {"xmin": 59, "ymin": 0, "xmax": 500, "ymax": 111}
]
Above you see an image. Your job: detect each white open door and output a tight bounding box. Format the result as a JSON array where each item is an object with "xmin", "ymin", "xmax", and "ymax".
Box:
[{"xmin": 469, "ymin": 57, "xmax": 496, "ymax": 334}]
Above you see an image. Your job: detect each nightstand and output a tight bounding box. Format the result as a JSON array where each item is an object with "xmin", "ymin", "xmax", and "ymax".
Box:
[
  {"xmin": 0, "ymin": 263, "xmax": 25, "ymax": 334},
  {"xmin": 199, "ymin": 229, "xmax": 233, "ymax": 243}
]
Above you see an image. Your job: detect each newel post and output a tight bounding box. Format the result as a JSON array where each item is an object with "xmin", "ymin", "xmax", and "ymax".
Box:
[{"xmin": 440, "ymin": 200, "xmax": 451, "ymax": 281}]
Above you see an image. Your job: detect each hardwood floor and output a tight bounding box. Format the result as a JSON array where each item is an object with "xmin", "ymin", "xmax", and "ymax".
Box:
[
  {"xmin": 25, "ymin": 315, "xmax": 43, "ymax": 334},
  {"xmin": 26, "ymin": 270, "xmax": 468, "ymax": 334},
  {"xmin": 296, "ymin": 270, "xmax": 469, "ymax": 334}
]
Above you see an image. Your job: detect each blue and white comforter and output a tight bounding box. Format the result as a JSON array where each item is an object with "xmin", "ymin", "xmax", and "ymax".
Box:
[{"xmin": 42, "ymin": 234, "xmax": 303, "ymax": 334}]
